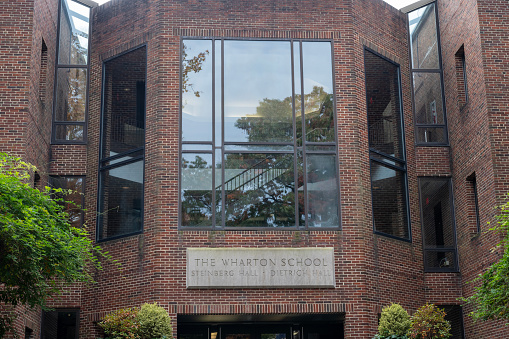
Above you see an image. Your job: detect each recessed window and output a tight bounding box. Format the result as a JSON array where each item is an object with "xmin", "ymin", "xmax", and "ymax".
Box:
[
  {"xmin": 41, "ymin": 310, "xmax": 79, "ymax": 339},
  {"xmin": 180, "ymin": 39, "xmax": 339, "ymax": 228},
  {"xmin": 98, "ymin": 46, "xmax": 146, "ymax": 241},
  {"xmin": 455, "ymin": 45, "xmax": 468, "ymax": 108},
  {"xmin": 466, "ymin": 172, "xmax": 480, "ymax": 233},
  {"xmin": 365, "ymin": 48, "xmax": 410, "ymax": 240},
  {"xmin": 49, "ymin": 176, "xmax": 85, "ymax": 228}
]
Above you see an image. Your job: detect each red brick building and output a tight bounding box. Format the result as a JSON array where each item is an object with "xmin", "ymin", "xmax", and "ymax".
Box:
[{"xmin": 1, "ymin": 0, "xmax": 508, "ymax": 337}]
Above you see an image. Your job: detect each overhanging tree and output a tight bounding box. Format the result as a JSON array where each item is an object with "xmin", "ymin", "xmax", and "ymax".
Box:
[{"xmin": 0, "ymin": 153, "xmax": 107, "ymax": 337}]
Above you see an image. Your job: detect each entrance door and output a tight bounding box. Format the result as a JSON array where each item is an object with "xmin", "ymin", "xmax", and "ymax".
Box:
[{"xmin": 222, "ymin": 325, "xmax": 290, "ymax": 339}]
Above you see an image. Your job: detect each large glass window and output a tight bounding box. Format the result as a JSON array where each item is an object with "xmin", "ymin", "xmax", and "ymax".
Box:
[
  {"xmin": 408, "ymin": 2, "xmax": 448, "ymax": 145},
  {"xmin": 49, "ymin": 176, "xmax": 85, "ymax": 228},
  {"xmin": 98, "ymin": 46, "xmax": 146, "ymax": 241},
  {"xmin": 180, "ymin": 39, "xmax": 339, "ymax": 228},
  {"xmin": 52, "ymin": 0, "xmax": 91, "ymax": 143},
  {"xmin": 419, "ymin": 178, "xmax": 458, "ymax": 272},
  {"xmin": 365, "ymin": 49, "xmax": 410, "ymax": 240}
]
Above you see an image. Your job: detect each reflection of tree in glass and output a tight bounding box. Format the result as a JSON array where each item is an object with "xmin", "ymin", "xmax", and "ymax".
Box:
[
  {"xmin": 182, "ymin": 44, "xmax": 209, "ymax": 98},
  {"xmin": 71, "ymin": 34, "xmax": 87, "ymax": 64},
  {"xmin": 66, "ymin": 68, "xmax": 86, "ymax": 121},
  {"xmin": 181, "ymin": 155, "xmax": 213, "ymax": 226},
  {"xmin": 303, "ymin": 86, "xmax": 335, "ymax": 143}
]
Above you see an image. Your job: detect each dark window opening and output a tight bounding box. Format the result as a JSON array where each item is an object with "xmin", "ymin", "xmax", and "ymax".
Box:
[
  {"xmin": 467, "ymin": 172, "xmax": 480, "ymax": 233},
  {"xmin": 40, "ymin": 39, "xmax": 48, "ymax": 103},
  {"xmin": 98, "ymin": 46, "xmax": 146, "ymax": 241},
  {"xmin": 365, "ymin": 48, "xmax": 410, "ymax": 241},
  {"xmin": 439, "ymin": 305, "xmax": 465, "ymax": 339},
  {"xmin": 455, "ymin": 45, "xmax": 468, "ymax": 108},
  {"xmin": 41, "ymin": 310, "xmax": 79, "ymax": 339},
  {"xmin": 49, "ymin": 176, "xmax": 85, "ymax": 228},
  {"xmin": 419, "ymin": 178, "xmax": 458, "ymax": 272}
]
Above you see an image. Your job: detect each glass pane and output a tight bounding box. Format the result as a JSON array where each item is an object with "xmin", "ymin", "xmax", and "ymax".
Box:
[
  {"xmin": 54, "ymin": 124, "xmax": 84, "ymax": 141},
  {"xmin": 302, "ymin": 42, "xmax": 334, "ymax": 143},
  {"xmin": 49, "ymin": 176, "xmax": 84, "ymax": 228},
  {"xmin": 215, "ymin": 40, "xmax": 222, "ymax": 147},
  {"xmin": 181, "ymin": 154, "xmax": 213, "ymax": 226},
  {"xmin": 425, "ymin": 250, "xmax": 457, "ymax": 271},
  {"xmin": 307, "ymin": 154, "xmax": 339, "ymax": 227},
  {"xmin": 416, "ymin": 126, "xmax": 447, "ymax": 144},
  {"xmin": 262, "ymin": 334, "xmax": 286, "ymax": 339},
  {"xmin": 365, "ymin": 50, "xmax": 404, "ymax": 160},
  {"xmin": 182, "ymin": 39, "xmax": 213, "ymax": 142},
  {"xmin": 58, "ymin": 0, "xmax": 90, "ymax": 65},
  {"xmin": 182, "ymin": 144, "xmax": 213, "ymax": 151},
  {"xmin": 215, "ymin": 149, "xmax": 223, "ymax": 227},
  {"xmin": 102, "ymin": 47, "xmax": 146, "ymax": 157},
  {"xmin": 224, "ymin": 40, "xmax": 293, "ymax": 143},
  {"xmin": 371, "ymin": 161, "xmax": 409, "ymax": 239},
  {"xmin": 413, "ymin": 72, "xmax": 444, "ymax": 124},
  {"xmin": 55, "ymin": 68, "xmax": 87, "ymax": 122},
  {"xmin": 224, "ymin": 145, "xmax": 293, "ymax": 152},
  {"xmin": 409, "ymin": 3, "xmax": 440, "ymax": 69},
  {"xmin": 370, "ymin": 152, "xmax": 405, "ymax": 169},
  {"xmin": 306, "ymin": 145, "xmax": 336, "ymax": 152},
  {"xmin": 224, "ymin": 153, "xmax": 295, "ymax": 227},
  {"xmin": 98, "ymin": 160, "xmax": 144, "ymax": 239},
  {"xmin": 103, "ymin": 150, "xmax": 144, "ymax": 166},
  {"xmin": 42, "ymin": 311, "xmax": 78, "ymax": 339},
  {"xmin": 294, "ymin": 41, "xmax": 302, "ymax": 146},
  {"xmin": 419, "ymin": 179, "xmax": 456, "ymax": 248}
]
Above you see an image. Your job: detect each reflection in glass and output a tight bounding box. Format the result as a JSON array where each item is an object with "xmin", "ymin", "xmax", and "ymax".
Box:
[
  {"xmin": 425, "ymin": 250, "xmax": 457, "ymax": 271},
  {"xmin": 98, "ymin": 160, "xmax": 144, "ymax": 240},
  {"xmin": 416, "ymin": 127, "xmax": 446, "ymax": 144},
  {"xmin": 294, "ymin": 41, "xmax": 302, "ymax": 146},
  {"xmin": 54, "ymin": 124, "xmax": 84, "ymax": 141},
  {"xmin": 302, "ymin": 42, "xmax": 334, "ymax": 143},
  {"xmin": 102, "ymin": 47, "xmax": 146, "ymax": 156},
  {"xmin": 370, "ymin": 161, "xmax": 409, "ymax": 239},
  {"xmin": 215, "ymin": 40, "xmax": 222, "ymax": 147},
  {"xmin": 224, "ymin": 153, "xmax": 295, "ymax": 227},
  {"xmin": 365, "ymin": 50, "xmax": 404, "ymax": 159},
  {"xmin": 307, "ymin": 155, "xmax": 339, "ymax": 227},
  {"xmin": 58, "ymin": 0, "xmax": 90, "ymax": 65},
  {"xmin": 49, "ymin": 176, "xmax": 84, "ymax": 228},
  {"xmin": 182, "ymin": 40, "xmax": 213, "ymax": 142},
  {"xmin": 409, "ymin": 3, "xmax": 439, "ymax": 69},
  {"xmin": 262, "ymin": 334, "xmax": 286, "ymax": 339},
  {"xmin": 413, "ymin": 72, "xmax": 444, "ymax": 124},
  {"xmin": 181, "ymin": 154, "xmax": 213, "ymax": 226},
  {"xmin": 224, "ymin": 41, "xmax": 293, "ymax": 143},
  {"xmin": 55, "ymin": 68, "xmax": 87, "ymax": 122}
]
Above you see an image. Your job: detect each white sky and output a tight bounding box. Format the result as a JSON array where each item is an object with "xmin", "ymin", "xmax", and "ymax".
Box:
[{"xmin": 93, "ymin": 0, "xmax": 421, "ymax": 10}]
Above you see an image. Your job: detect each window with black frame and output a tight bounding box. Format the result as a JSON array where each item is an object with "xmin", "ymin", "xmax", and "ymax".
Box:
[
  {"xmin": 180, "ymin": 39, "xmax": 340, "ymax": 228},
  {"xmin": 41, "ymin": 310, "xmax": 79, "ymax": 339},
  {"xmin": 365, "ymin": 49, "xmax": 410, "ymax": 241},
  {"xmin": 49, "ymin": 176, "xmax": 85, "ymax": 228},
  {"xmin": 97, "ymin": 46, "xmax": 146, "ymax": 241}
]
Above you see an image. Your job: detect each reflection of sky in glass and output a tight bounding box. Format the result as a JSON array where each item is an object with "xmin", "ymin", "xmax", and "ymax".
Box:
[
  {"xmin": 408, "ymin": 6, "xmax": 427, "ymax": 35},
  {"xmin": 72, "ymin": 16, "xmax": 89, "ymax": 35},
  {"xmin": 224, "ymin": 41, "xmax": 292, "ymax": 142},
  {"xmin": 67, "ymin": 0, "xmax": 90, "ymax": 18},
  {"xmin": 302, "ymin": 42, "xmax": 332, "ymax": 95}
]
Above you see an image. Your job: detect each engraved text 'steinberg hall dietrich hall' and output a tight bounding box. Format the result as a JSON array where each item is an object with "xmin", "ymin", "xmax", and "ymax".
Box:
[{"xmin": 1, "ymin": 0, "xmax": 509, "ymax": 337}]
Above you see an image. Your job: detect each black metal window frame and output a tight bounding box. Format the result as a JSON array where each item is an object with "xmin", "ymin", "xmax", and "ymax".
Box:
[
  {"xmin": 467, "ymin": 172, "xmax": 480, "ymax": 234},
  {"xmin": 407, "ymin": 1, "xmax": 450, "ymax": 147},
  {"xmin": 51, "ymin": 0, "xmax": 93, "ymax": 145},
  {"xmin": 41, "ymin": 309, "xmax": 80, "ymax": 339},
  {"xmin": 49, "ymin": 175, "xmax": 86, "ymax": 227},
  {"xmin": 418, "ymin": 176, "xmax": 459, "ymax": 273},
  {"xmin": 179, "ymin": 37, "xmax": 341, "ymax": 230},
  {"xmin": 96, "ymin": 44, "xmax": 147, "ymax": 242},
  {"xmin": 364, "ymin": 47, "xmax": 412, "ymax": 242}
]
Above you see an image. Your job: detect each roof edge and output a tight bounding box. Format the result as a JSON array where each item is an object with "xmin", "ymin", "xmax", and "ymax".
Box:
[{"xmin": 400, "ymin": 0, "xmax": 435, "ymax": 13}]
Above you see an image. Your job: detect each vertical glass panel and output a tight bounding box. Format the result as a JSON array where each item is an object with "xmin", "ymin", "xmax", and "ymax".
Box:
[
  {"xmin": 297, "ymin": 151, "xmax": 305, "ymax": 226},
  {"xmin": 182, "ymin": 39, "xmax": 213, "ymax": 142},
  {"xmin": 419, "ymin": 178, "xmax": 456, "ymax": 248},
  {"xmin": 413, "ymin": 72, "xmax": 444, "ymax": 124},
  {"xmin": 102, "ymin": 47, "xmax": 146, "ymax": 157},
  {"xmin": 55, "ymin": 68, "xmax": 87, "ymax": 122},
  {"xmin": 224, "ymin": 40, "xmax": 293, "ymax": 143},
  {"xmin": 181, "ymin": 153, "xmax": 213, "ymax": 226},
  {"xmin": 416, "ymin": 126, "xmax": 446, "ymax": 144},
  {"xmin": 224, "ymin": 153, "xmax": 295, "ymax": 227},
  {"xmin": 215, "ymin": 149, "xmax": 223, "ymax": 227},
  {"xmin": 42, "ymin": 311, "xmax": 78, "ymax": 339},
  {"xmin": 408, "ymin": 3, "xmax": 440, "ymax": 69},
  {"xmin": 371, "ymin": 161, "xmax": 409, "ymax": 239},
  {"xmin": 307, "ymin": 154, "xmax": 339, "ymax": 227},
  {"xmin": 58, "ymin": 0, "xmax": 90, "ymax": 65},
  {"xmin": 302, "ymin": 42, "xmax": 334, "ymax": 143},
  {"xmin": 49, "ymin": 176, "xmax": 84, "ymax": 228},
  {"xmin": 54, "ymin": 124, "xmax": 84, "ymax": 141},
  {"xmin": 365, "ymin": 50, "xmax": 404, "ymax": 160},
  {"xmin": 215, "ymin": 40, "xmax": 222, "ymax": 147},
  {"xmin": 98, "ymin": 160, "xmax": 144, "ymax": 239},
  {"xmin": 294, "ymin": 41, "xmax": 302, "ymax": 146}
]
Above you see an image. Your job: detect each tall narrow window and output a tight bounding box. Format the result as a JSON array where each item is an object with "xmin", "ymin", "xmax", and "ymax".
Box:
[
  {"xmin": 466, "ymin": 172, "xmax": 480, "ymax": 233},
  {"xmin": 40, "ymin": 39, "xmax": 48, "ymax": 103},
  {"xmin": 98, "ymin": 46, "xmax": 146, "ymax": 241},
  {"xmin": 180, "ymin": 39, "xmax": 339, "ymax": 228},
  {"xmin": 49, "ymin": 176, "xmax": 85, "ymax": 228},
  {"xmin": 455, "ymin": 45, "xmax": 468, "ymax": 108},
  {"xmin": 365, "ymin": 48, "xmax": 410, "ymax": 240},
  {"xmin": 407, "ymin": 2, "xmax": 448, "ymax": 144},
  {"xmin": 419, "ymin": 178, "xmax": 458, "ymax": 272},
  {"xmin": 52, "ymin": 0, "xmax": 92, "ymax": 143}
]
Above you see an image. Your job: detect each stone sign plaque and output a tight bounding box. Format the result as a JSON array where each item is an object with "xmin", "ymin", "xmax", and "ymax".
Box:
[{"xmin": 186, "ymin": 247, "xmax": 335, "ymax": 288}]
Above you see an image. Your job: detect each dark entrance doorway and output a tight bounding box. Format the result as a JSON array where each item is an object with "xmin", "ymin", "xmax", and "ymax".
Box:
[{"xmin": 178, "ymin": 314, "xmax": 344, "ymax": 339}]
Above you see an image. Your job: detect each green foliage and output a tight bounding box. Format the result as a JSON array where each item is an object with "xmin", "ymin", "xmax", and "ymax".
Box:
[
  {"xmin": 99, "ymin": 308, "xmax": 141, "ymax": 339},
  {"xmin": 376, "ymin": 303, "xmax": 411, "ymax": 339},
  {"xmin": 407, "ymin": 304, "xmax": 451, "ymax": 339},
  {"xmin": 137, "ymin": 303, "xmax": 172, "ymax": 339},
  {"xmin": 462, "ymin": 199, "xmax": 509, "ymax": 321},
  {"xmin": 0, "ymin": 153, "xmax": 107, "ymax": 337}
]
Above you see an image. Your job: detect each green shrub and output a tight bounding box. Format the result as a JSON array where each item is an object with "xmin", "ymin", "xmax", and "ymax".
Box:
[
  {"xmin": 137, "ymin": 303, "xmax": 173, "ymax": 339},
  {"xmin": 407, "ymin": 304, "xmax": 451, "ymax": 339},
  {"xmin": 98, "ymin": 307, "xmax": 141, "ymax": 339},
  {"xmin": 374, "ymin": 303, "xmax": 410, "ymax": 339}
]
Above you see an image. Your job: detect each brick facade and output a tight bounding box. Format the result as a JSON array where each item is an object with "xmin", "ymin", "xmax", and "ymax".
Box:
[{"xmin": 1, "ymin": 0, "xmax": 509, "ymax": 338}]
